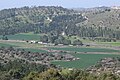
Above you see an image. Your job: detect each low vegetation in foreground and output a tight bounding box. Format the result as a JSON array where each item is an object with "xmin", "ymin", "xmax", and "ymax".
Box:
[
  {"xmin": 0, "ymin": 46, "xmax": 120, "ymax": 80},
  {"xmin": 1, "ymin": 61, "xmax": 120, "ymax": 80},
  {"xmin": 23, "ymin": 68, "xmax": 120, "ymax": 80}
]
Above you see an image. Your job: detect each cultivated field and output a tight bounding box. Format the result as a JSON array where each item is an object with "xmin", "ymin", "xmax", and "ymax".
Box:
[
  {"xmin": 97, "ymin": 42, "xmax": 120, "ymax": 46},
  {"xmin": 0, "ymin": 33, "xmax": 120, "ymax": 69},
  {"xmin": 52, "ymin": 53, "xmax": 120, "ymax": 69},
  {"xmin": 0, "ymin": 32, "xmax": 42, "ymax": 41},
  {"xmin": 49, "ymin": 47, "xmax": 120, "ymax": 53}
]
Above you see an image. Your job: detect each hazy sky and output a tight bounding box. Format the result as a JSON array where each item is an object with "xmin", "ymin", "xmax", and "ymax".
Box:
[{"xmin": 0, "ymin": 0, "xmax": 120, "ymax": 10}]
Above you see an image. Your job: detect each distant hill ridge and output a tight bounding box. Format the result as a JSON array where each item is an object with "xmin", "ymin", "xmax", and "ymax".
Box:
[
  {"xmin": 0, "ymin": 6, "xmax": 82, "ymax": 35},
  {"xmin": 74, "ymin": 6, "xmax": 120, "ymax": 30},
  {"xmin": 111, "ymin": 6, "xmax": 120, "ymax": 9},
  {"xmin": 0, "ymin": 6, "xmax": 120, "ymax": 39}
]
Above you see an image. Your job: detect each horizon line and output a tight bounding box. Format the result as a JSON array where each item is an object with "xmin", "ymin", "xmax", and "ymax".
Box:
[{"xmin": 0, "ymin": 5, "xmax": 119, "ymax": 10}]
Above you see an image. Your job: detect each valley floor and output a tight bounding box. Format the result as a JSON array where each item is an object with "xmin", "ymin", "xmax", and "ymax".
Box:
[{"xmin": 0, "ymin": 39, "xmax": 119, "ymax": 69}]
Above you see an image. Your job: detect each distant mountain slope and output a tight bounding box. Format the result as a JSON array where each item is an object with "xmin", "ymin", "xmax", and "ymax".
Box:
[
  {"xmin": 72, "ymin": 7, "xmax": 120, "ymax": 39},
  {"xmin": 73, "ymin": 6, "xmax": 111, "ymax": 12},
  {"xmin": 0, "ymin": 6, "xmax": 120, "ymax": 39},
  {"xmin": 0, "ymin": 6, "xmax": 85, "ymax": 35},
  {"xmin": 75, "ymin": 6, "xmax": 120, "ymax": 30}
]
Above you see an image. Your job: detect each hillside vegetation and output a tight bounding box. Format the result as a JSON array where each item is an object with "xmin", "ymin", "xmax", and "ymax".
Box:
[
  {"xmin": 0, "ymin": 6, "xmax": 85, "ymax": 35},
  {"xmin": 76, "ymin": 7, "xmax": 120, "ymax": 39},
  {"xmin": 0, "ymin": 6, "xmax": 120, "ymax": 39},
  {"xmin": 77, "ymin": 7, "xmax": 120, "ymax": 29}
]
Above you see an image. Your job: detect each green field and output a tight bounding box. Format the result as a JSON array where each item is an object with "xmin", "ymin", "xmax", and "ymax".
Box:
[
  {"xmin": 0, "ymin": 33, "xmax": 120, "ymax": 69},
  {"xmin": 50, "ymin": 47, "xmax": 120, "ymax": 69},
  {"xmin": 22, "ymin": 48, "xmax": 48, "ymax": 53},
  {"xmin": 0, "ymin": 32, "xmax": 42, "ymax": 41},
  {"xmin": 0, "ymin": 41, "xmax": 48, "ymax": 53},
  {"xmin": 50, "ymin": 47, "xmax": 119, "ymax": 52},
  {"xmin": 0, "ymin": 41, "xmax": 120, "ymax": 69},
  {"xmin": 97, "ymin": 42, "xmax": 120, "ymax": 46},
  {"xmin": 0, "ymin": 43, "xmax": 18, "ymax": 47},
  {"xmin": 52, "ymin": 54, "xmax": 120, "ymax": 69}
]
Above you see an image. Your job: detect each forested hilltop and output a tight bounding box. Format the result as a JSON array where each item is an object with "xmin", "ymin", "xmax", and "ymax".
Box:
[
  {"xmin": 0, "ymin": 6, "xmax": 84, "ymax": 35},
  {"xmin": 0, "ymin": 6, "xmax": 120, "ymax": 39}
]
